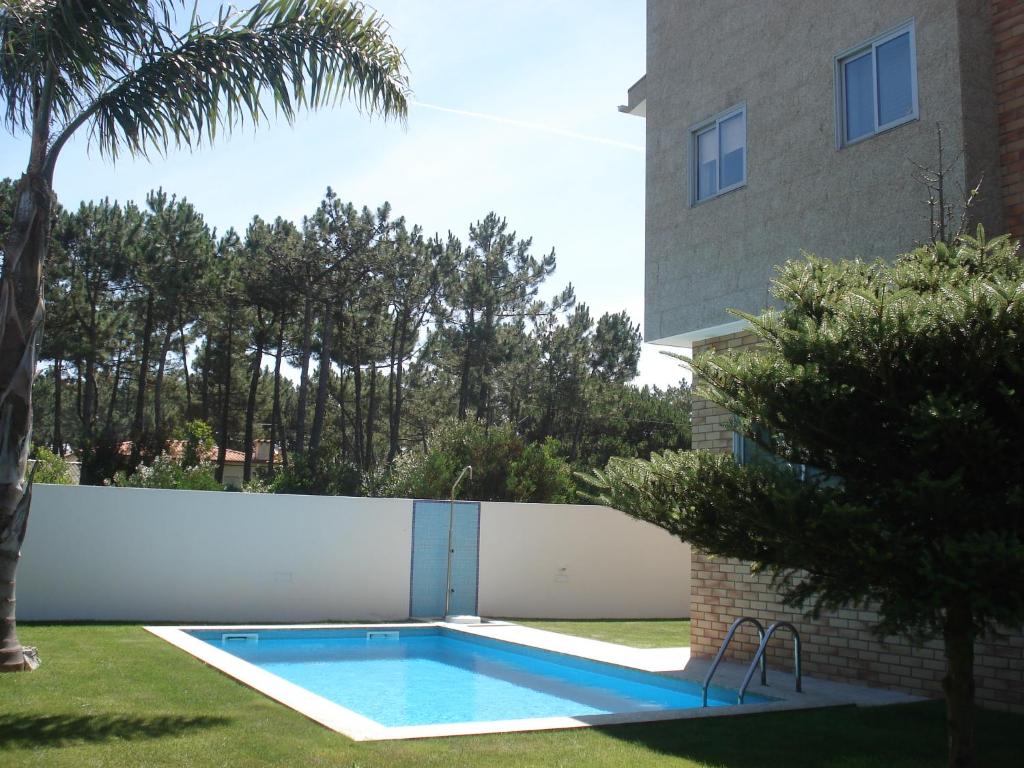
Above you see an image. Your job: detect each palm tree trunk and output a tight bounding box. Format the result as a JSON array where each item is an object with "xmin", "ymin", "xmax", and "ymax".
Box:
[
  {"xmin": 0, "ymin": 169, "xmax": 51, "ymax": 673},
  {"xmin": 943, "ymin": 598, "xmax": 976, "ymax": 768}
]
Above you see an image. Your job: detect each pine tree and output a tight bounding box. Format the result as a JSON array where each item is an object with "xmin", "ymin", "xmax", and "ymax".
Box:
[{"xmin": 585, "ymin": 230, "xmax": 1024, "ymax": 768}]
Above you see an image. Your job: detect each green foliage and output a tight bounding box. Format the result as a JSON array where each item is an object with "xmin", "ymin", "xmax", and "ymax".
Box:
[
  {"xmin": 29, "ymin": 447, "xmax": 75, "ymax": 485},
  {"xmin": 241, "ymin": 476, "xmax": 272, "ymax": 494},
  {"xmin": 179, "ymin": 420, "xmax": 215, "ymax": 469},
  {"xmin": 268, "ymin": 445, "xmax": 361, "ymax": 496},
  {"xmin": 113, "ymin": 454, "xmax": 222, "ymax": 491},
  {"xmin": 22, "ymin": 175, "xmax": 686, "ymax": 496},
  {"xmin": 585, "ymin": 229, "xmax": 1024, "ymax": 640},
  {"xmin": 385, "ymin": 419, "xmax": 575, "ymax": 502},
  {"xmin": 507, "ymin": 438, "xmax": 576, "ymax": 503}
]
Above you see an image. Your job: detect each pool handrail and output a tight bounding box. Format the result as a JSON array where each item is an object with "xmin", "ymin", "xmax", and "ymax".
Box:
[
  {"xmin": 737, "ymin": 620, "xmax": 802, "ymax": 704},
  {"xmin": 701, "ymin": 616, "xmax": 766, "ymax": 707}
]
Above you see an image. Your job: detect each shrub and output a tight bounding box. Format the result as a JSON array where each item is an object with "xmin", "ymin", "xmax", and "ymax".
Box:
[
  {"xmin": 179, "ymin": 420, "xmax": 215, "ymax": 468},
  {"xmin": 268, "ymin": 445, "xmax": 361, "ymax": 496},
  {"xmin": 113, "ymin": 454, "xmax": 222, "ymax": 491},
  {"xmin": 385, "ymin": 419, "xmax": 575, "ymax": 502},
  {"xmin": 30, "ymin": 446, "xmax": 75, "ymax": 485}
]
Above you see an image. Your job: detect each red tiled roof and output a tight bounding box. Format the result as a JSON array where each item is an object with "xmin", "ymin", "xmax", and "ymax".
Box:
[{"xmin": 118, "ymin": 440, "xmax": 250, "ymax": 464}]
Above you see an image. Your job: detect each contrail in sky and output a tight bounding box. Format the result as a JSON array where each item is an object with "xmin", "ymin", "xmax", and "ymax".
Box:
[{"xmin": 411, "ymin": 101, "xmax": 644, "ymax": 153}]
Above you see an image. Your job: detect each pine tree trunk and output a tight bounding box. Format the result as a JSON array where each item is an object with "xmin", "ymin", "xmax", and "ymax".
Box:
[
  {"xmin": 353, "ymin": 342, "xmax": 364, "ymax": 465},
  {"xmin": 153, "ymin": 325, "xmax": 173, "ymax": 444},
  {"xmin": 52, "ymin": 354, "xmax": 63, "ymax": 455},
  {"xmin": 336, "ymin": 370, "xmax": 349, "ymax": 456},
  {"xmin": 242, "ymin": 337, "xmax": 263, "ymax": 483},
  {"xmin": 178, "ymin": 312, "xmax": 192, "ymax": 417},
  {"xmin": 268, "ymin": 315, "xmax": 286, "ymax": 477},
  {"xmin": 82, "ymin": 301, "xmax": 98, "ymax": 440},
  {"xmin": 216, "ymin": 309, "xmax": 233, "ymax": 483},
  {"xmin": 943, "ymin": 599, "xmax": 976, "ymax": 768},
  {"xmin": 131, "ymin": 290, "xmax": 155, "ymax": 461},
  {"xmin": 0, "ymin": 170, "xmax": 50, "ymax": 673},
  {"xmin": 458, "ymin": 311, "xmax": 475, "ymax": 420},
  {"xmin": 105, "ymin": 348, "xmax": 123, "ymax": 430},
  {"xmin": 294, "ymin": 290, "xmax": 313, "ymax": 453},
  {"xmin": 387, "ymin": 320, "xmax": 404, "ymax": 463},
  {"xmin": 75, "ymin": 360, "xmax": 83, "ymax": 423},
  {"xmin": 365, "ymin": 363, "xmax": 377, "ymax": 469},
  {"xmin": 309, "ymin": 309, "xmax": 333, "ymax": 451},
  {"xmin": 200, "ymin": 340, "xmax": 210, "ymax": 422}
]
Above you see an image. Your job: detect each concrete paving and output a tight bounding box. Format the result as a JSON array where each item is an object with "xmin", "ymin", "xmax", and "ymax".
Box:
[{"xmin": 454, "ymin": 621, "xmax": 924, "ymax": 710}]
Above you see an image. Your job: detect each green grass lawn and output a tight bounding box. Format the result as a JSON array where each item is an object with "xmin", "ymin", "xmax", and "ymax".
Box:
[
  {"xmin": 512, "ymin": 619, "xmax": 691, "ymax": 648},
  {"xmin": 1, "ymin": 624, "xmax": 1020, "ymax": 767}
]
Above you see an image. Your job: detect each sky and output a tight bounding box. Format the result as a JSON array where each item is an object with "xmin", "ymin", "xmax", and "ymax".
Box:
[{"xmin": 0, "ymin": 0, "xmax": 689, "ymax": 388}]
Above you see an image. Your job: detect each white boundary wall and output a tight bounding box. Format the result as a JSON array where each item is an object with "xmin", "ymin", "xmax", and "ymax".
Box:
[
  {"xmin": 477, "ymin": 501, "xmax": 689, "ymax": 619},
  {"xmin": 17, "ymin": 485, "xmax": 689, "ymax": 622}
]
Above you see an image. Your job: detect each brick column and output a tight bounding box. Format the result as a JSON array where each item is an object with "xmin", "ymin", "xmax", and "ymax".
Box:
[{"xmin": 993, "ymin": 0, "xmax": 1024, "ymax": 236}]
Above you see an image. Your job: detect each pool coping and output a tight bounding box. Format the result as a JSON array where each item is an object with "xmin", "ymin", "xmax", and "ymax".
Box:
[{"xmin": 144, "ymin": 622, "xmax": 922, "ymax": 741}]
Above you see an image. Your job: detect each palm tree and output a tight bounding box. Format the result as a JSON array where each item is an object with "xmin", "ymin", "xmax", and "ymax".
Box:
[{"xmin": 0, "ymin": 0, "xmax": 408, "ymax": 672}]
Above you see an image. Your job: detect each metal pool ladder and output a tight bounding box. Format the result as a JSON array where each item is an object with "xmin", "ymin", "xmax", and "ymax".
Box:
[{"xmin": 701, "ymin": 616, "xmax": 803, "ymax": 706}]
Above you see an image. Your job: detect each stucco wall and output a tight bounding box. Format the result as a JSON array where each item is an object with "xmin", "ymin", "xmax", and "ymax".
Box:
[
  {"xmin": 478, "ymin": 501, "xmax": 690, "ymax": 619},
  {"xmin": 16, "ymin": 485, "xmax": 690, "ymax": 622},
  {"xmin": 645, "ymin": 0, "xmax": 996, "ymax": 344},
  {"xmin": 18, "ymin": 485, "xmax": 415, "ymax": 622}
]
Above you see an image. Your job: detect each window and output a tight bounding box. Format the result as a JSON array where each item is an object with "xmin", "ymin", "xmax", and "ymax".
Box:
[
  {"xmin": 836, "ymin": 21, "xmax": 918, "ymax": 147},
  {"xmin": 732, "ymin": 430, "xmax": 837, "ymax": 487},
  {"xmin": 691, "ymin": 105, "xmax": 746, "ymax": 204}
]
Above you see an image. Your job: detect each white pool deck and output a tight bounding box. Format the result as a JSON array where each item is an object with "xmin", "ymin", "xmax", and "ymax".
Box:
[{"xmin": 145, "ymin": 621, "xmax": 924, "ymax": 741}]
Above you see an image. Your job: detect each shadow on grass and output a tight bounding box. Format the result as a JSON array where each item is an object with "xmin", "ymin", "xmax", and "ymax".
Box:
[
  {"xmin": 0, "ymin": 713, "xmax": 230, "ymax": 748},
  {"xmin": 590, "ymin": 702, "xmax": 1023, "ymax": 768}
]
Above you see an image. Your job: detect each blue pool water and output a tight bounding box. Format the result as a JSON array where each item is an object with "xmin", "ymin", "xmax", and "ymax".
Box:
[{"xmin": 190, "ymin": 627, "xmax": 766, "ymax": 727}]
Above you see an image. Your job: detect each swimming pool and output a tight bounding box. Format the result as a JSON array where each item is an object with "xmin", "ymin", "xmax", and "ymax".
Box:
[{"xmin": 150, "ymin": 624, "xmax": 774, "ymax": 739}]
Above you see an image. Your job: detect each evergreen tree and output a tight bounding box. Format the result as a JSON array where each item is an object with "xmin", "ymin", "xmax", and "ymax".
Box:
[{"xmin": 585, "ymin": 230, "xmax": 1024, "ymax": 768}]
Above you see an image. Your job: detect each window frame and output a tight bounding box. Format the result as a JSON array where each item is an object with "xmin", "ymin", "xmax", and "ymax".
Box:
[
  {"xmin": 834, "ymin": 19, "xmax": 919, "ymax": 148},
  {"xmin": 689, "ymin": 103, "xmax": 747, "ymax": 206}
]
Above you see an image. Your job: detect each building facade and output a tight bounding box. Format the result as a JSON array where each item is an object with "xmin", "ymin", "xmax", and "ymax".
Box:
[{"xmin": 624, "ymin": 0, "xmax": 1024, "ymax": 711}]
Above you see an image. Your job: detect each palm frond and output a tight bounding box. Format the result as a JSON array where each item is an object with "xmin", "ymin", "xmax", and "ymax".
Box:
[
  {"xmin": 1, "ymin": 0, "xmax": 164, "ymax": 133},
  {"xmin": 49, "ymin": 0, "xmax": 408, "ymax": 162}
]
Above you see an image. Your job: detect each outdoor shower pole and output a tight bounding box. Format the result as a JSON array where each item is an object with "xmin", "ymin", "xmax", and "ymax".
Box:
[{"xmin": 445, "ymin": 466, "xmax": 473, "ymax": 618}]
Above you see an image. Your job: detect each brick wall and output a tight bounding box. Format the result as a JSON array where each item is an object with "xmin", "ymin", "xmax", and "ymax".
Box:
[
  {"xmin": 689, "ymin": 329, "xmax": 1024, "ymax": 713},
  {"xmin": 993, "ymin": 0, "xmax": 1024, "ymax": 236}
]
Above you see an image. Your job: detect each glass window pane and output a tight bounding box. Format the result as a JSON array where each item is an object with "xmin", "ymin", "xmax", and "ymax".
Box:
[
  {"xmin": 844, "ymin": 51, "xmax": 873, "ymax": 143},
  {"xmin": 719, "ymin": 112, "xmax": 745, "ymax": 189},
  {"xmin": 876, "ymin": 32, "xmax": 913, "ymax": 126},
  {"xmin": 696, "ymin": 127, "xmax": 717, "ymax": 201}
]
